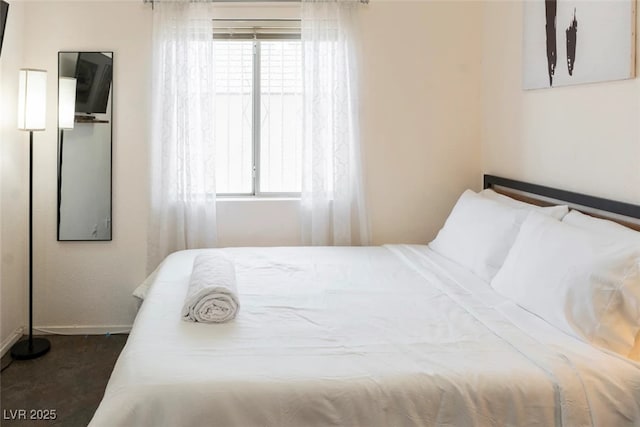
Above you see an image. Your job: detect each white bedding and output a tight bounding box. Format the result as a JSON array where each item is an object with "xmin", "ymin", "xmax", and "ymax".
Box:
[{"xmin": 89, "ymin": 245, "xmax": 640, "ymax": 427}]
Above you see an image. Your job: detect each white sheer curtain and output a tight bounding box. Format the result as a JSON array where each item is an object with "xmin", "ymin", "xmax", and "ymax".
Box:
[
  {"xmin": 301, "ymin": 0, "xmax": 370, "ymax": 246},
  {"xmin": 148, "ymin": 1, "xmax": 217, "ymax": 270}
]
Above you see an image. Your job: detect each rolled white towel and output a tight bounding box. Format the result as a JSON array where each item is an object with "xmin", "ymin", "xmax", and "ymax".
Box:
[{"xmin": 182, "ymin": 253, "xmax": 240, "ymax": 323}]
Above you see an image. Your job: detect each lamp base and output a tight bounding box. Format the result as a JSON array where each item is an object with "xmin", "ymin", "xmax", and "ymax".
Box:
[{"xmin": 10, "ymin": 338, "xmax": 51, "ymax": 360}]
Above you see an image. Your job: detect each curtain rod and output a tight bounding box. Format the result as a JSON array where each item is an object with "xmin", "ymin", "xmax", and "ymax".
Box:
[{"xmin": 144, "ymin": 0, "xmax": 369, "ymax": 4}]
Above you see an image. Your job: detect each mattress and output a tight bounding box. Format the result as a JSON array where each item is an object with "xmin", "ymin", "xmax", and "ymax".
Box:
[{"xmin": 89, "ymin": 245, "xmax": 640, "ymax": 427}]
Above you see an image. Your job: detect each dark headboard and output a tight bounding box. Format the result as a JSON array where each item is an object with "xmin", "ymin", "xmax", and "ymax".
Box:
[{"xmin": 483, "ymin": 174, "xmax": 640, "ymax": 230}]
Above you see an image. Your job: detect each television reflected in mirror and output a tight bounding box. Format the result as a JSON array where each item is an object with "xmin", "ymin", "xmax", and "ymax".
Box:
[
  {"xmin": 0, "ymin": 1, "xmax": 8, "ymax": 57},
  {"xmin": 57, "ymin": 51, "xmax": 113, "ymax": 241}
]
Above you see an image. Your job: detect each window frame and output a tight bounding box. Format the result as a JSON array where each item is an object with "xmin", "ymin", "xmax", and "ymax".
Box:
[{"xmin": 214, "ymin": 21, "xmax": 302, "ymax": 198}]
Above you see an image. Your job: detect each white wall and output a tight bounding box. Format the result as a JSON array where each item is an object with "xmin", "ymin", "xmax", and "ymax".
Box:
[
  {"xmin": 22, "ymin": 1, "xmax": 151, "ymax": 333},
  {"xmin": 482, "ymin": 1, "xmax": 640, "ymax": 205},
  {"xmin": 360, "ymin": 1, "xmax": 483, "ymax": 244},
  {"xmin": 0, "ymin": 1, "xmax": 27, "ymax": 354},
  {"xmin": 15, "ymin": 0, "xmax": 483, "ymax": 332}
]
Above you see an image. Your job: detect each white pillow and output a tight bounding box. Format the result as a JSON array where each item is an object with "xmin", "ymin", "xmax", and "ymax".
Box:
[
  {"xmin": 480, "ymin": 188, "xmax": 569, "ymax": 220},
  {"xmin": 429, "ymin": 190, "xmax": 530, "ymax": 281},
  {"xmin": 563, "ymin": 210, "xmax": 640, "ymax": 242},
  {"xmin": 491, "ymin": 211, "xmax": 640, "ymax": 356},
  {"xmin": 563, "ymin": 210, "xmax": 640, "ymax": 358}
]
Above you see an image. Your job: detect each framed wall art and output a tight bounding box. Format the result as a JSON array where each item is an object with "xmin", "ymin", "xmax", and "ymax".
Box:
[{"xmin": 523, "ymin": 0, "xmax": 636, "ymax": 89}]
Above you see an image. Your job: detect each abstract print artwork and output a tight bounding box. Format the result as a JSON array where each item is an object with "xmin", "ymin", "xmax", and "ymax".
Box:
[{"xmin": 523, "ymin": 0, "xmax": 636, "ymax": 89}]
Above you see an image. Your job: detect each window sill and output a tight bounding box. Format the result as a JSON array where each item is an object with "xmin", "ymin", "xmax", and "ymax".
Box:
[{"xmin": 216, "ymin": 196, "xmax": 300, "ymax": 202}]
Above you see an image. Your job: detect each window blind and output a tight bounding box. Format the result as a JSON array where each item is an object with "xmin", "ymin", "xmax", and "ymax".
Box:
[{"xmin": 212, "ymin": 19, "xmax": 300, "ymax": 40}]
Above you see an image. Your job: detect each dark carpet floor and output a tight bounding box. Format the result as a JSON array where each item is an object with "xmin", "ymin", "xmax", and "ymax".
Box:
[{"xmin": 0, "ymin": 334, "xmax": 127, "ymax": 427}]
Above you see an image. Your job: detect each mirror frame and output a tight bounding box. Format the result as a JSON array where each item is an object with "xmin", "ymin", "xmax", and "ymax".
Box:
[{"xmin": 57, "ymin": 51, "xmax": 114, "ymax": 242}]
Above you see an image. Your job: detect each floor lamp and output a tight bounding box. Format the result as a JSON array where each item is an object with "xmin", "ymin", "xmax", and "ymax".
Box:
[{"xmin": 11, "ymin": 68, "xmax": 51, "ymax": 360}]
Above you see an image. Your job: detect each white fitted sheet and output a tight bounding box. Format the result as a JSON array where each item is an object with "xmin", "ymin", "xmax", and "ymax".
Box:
[{"xmin": 89, "ymin": 245, "xmax": 640, "ymax": 427}]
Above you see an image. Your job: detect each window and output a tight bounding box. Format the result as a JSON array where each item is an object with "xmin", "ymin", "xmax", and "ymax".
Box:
[{"xmin": 212, "ymin": 21, "xmax": 302, "ymax": 196}]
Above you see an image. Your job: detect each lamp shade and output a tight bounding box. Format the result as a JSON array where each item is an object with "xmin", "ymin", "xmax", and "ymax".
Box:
[
  {"xmin": 58, "ymin": 77, "xmax": 76, "ymax": 130},
  {"xmin": 17, "ymin": 68, "xmax": 47, "ymax": 131}
]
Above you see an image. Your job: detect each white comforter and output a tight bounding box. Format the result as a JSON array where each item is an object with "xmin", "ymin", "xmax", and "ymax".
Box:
[{"xmin": 90, "ymin": 245, "xmax": 640, "ymax": 427}]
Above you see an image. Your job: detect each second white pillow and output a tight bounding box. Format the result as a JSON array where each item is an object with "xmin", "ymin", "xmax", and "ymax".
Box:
[{"xmin": 491, "ymin": 211, "xmax": 640, "ymax": 356}]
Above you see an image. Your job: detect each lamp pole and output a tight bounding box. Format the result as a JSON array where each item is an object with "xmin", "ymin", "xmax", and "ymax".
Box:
[{"xmin": 11, "ymin": 131, "xmax": 51, "ymax": 360}]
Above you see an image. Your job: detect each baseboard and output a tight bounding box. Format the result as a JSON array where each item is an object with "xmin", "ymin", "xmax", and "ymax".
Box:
[
  {"xmin": 33, "ymin": 325, "xmax": 132, "ymax": 335},
  {"xmin": 1, "ymin": 327, "xmax": 24, "ymax": 357}
]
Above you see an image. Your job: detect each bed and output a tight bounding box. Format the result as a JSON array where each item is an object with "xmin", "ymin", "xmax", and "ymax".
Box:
[{"xmin": 89, "ymin": 176, "xmax": 640, "ymax": 427}]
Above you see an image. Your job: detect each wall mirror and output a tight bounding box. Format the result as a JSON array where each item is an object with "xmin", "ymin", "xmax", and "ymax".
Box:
[{"xmin": 57, "ymin": 51, "xmax": 113, "ymax": 241}]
